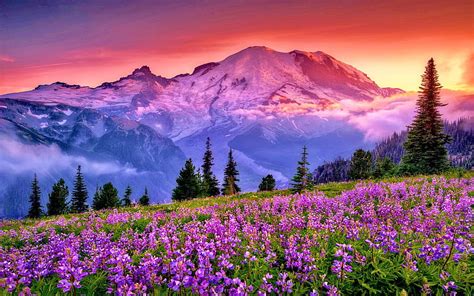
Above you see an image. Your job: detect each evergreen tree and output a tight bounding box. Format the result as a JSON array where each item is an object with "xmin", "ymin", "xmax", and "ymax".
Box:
[
  {"xmin": 122, "ymin": 185, "xmax": 132, "ymax": 207},
  {"xmin": 172, "ymin": 159, "xmax": 201, "ymax": 201},
  {"xmin": 92, "ymin": 186, "xmax": 103, "ymax": 211},
  {"xmin": 291, "ymin": 146, "xmax": 313, "ymax": 193},
  {"xmin": 70, "ymin": 165, "xmax": 88, "ymax": 213},
  {"xmin": 101, "ymin": 182, "xmax": 120, "ymax": 209},
  {"xmin": 139, "ymin": 188, "xmax": 150, "ymax": 206},
  {"xmin": 372, "ymin": 157, "xmax": 395, "ymax": 179},
  {"xmin": 222, "ymin": 150, "xmax": 241, "ymax": 195},
  {"xmin": 47, "ymin": 178, "xmax": 69, "ymax": 216},
  {"xmin": 258, "ymin": 174, "xmax": 276, "ymax": 192},
  {"xmin": 195, "ymin": 168, "xmax": 205, "ymax": 197},
  {"xmin": 92, "ymin": 182, "xmax": 119, "ymax": 210},
  {"xmin": 401, "ymin": 58, "xmax": 450, "ymax": 174},
  {"xmin": 28, "ymin": 174, "xmax": 42, "ymax": 218},
  {"xmin": 201, "ymin": 137, "xmax": 220, "ymax": 197},
  {"xmin": 348, "ymin": 149, "xmax": 373, "ymax": 180}
]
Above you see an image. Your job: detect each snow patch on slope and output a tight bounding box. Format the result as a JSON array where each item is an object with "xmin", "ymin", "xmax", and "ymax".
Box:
[{"xmin": 27, "ymin": 109, "xmax": 48, "ymax": 119}]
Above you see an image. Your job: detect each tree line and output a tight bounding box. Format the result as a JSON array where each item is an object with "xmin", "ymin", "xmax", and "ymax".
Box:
[
  {"xmin": 26, "ymin": 136, "xmax": 273, "ymax": 218},
  {"xmin": 27, "ymin": 58, "xmax": 457, "ymax": 217},
  {"xmin": 171, "ymin": 137, "xmax": 228, "ymax": 202},
  {"xmin": 172, "ymin": 137, "xmax": 282, "ymax": 201},
  {"xmin": 373, "ymin": 118, "xmax": 473, "ymax": 168},
  {"xmin": 27, "ymin": 166, "xmax": 150, "ymax": 218},
  {"xmin": 312, "ymin": 149, "xmax": 395, "ymax": 185}
]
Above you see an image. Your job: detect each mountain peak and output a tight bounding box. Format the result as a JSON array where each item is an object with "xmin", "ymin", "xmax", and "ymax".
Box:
[
  {"xmin": 289, "ymin": 50, "xmax": 335, "ymax": 62},
  {"xmin": 231, "ymin": 46, "xmax": 278, "ymax": 57},
  {"xmin": 34, "ymin": 81, "xmax": 82, "ymax": 90},
  {"xmin": 191, "ymin": 62, "xmax": 220, "ymax": 76},
  {"xmin": 131, "ymin": 65, "xmax": 153, "ymax": 77},
  {"xmin": 3, "ymin": 46, "xmax": 403, "ymax": 105},
  {"xmin": 96, "ymin": 65, "xmax": 171, "ymax": 89},
  {"xmin": 245, "ymin": 45, "xmax": 274, "ymax": 51}
]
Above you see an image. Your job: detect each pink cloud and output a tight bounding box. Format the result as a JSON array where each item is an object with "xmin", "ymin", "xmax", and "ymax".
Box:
[
  {"xmin": 236, "ymin": 88, "xmax": 472, "ymax": 142},
  {"xmin": 346, "ymin": 90, "xmax": 474, "ymax": 141},
  {"xmin": 0, "ymin": 55, "xmax": 14, "ymax": 63}
]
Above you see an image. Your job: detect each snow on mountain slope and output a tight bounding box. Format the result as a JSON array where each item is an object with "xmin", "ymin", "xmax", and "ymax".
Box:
[
  {"xmin": 1, "ymin": 66, "xmax": 169, "ymax": 109},
  {"xmin": 0, "ymin": 47, "xmax": 401, "ymax": 137},
  {"xmin": 142, "ymin": 46, "xmax": 403, "ymax": 139},
  {"xmin": 1, "ymin": 47, "xmax": 408, "ymax": 149}
]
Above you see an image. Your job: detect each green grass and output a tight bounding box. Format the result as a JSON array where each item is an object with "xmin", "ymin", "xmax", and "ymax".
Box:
[{"xmin": 129, "ymin": 181, "xmax": 356, "ymax": 214}]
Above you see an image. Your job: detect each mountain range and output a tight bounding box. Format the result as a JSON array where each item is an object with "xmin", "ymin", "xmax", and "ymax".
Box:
[{"xmin": 0, "ymin": 46, "xmax": 471, "ymax": 218}]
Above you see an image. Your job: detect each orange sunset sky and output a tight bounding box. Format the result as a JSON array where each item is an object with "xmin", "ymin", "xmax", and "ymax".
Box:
[{"xmin": 0, "ymin": 0, "xmax": 473, "ymax": 95}]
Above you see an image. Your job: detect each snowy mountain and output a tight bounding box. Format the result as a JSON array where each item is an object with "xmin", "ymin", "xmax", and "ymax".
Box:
[
  {"xmin": 1, "ymin": 47, "xmax": 402, "ymax": 138},
  {"xmin": 1, "ymin": 46, "xmax": 469, "ymax": 218}
]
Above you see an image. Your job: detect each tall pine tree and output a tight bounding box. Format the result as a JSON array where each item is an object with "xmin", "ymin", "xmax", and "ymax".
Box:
[
  {"xmin": 291, "ymin": 146, "xmax": 313, "ymax": 193},
  {"xmin": 222, "ymin": 149, "xmax": 240, "ymax": 195},
  {"xmin": 401, "ymin": 58, "xmax": 450, "ymax": 174},
  {"xmin": 28, "ymin": 174, "xmax": 42, "ymax": 218},
  {"xmin": 139, "ymin": 187, "xmax": 150, "ymax": 206},
  {"xmin": 172, "ymin": 159, "xmax": 200, "ymax": 201},
  {"xmin": 70, "ymin": 165, "xmax": 88, "ymax": 213},
  {"xmin": 201, "ymin": 137, "xmax": 220, "ymax": 197},
  {"xmin": 122, "ymin": 185, "xmax": 132, "ymax": 207},
  {"xmin": 47, "ymin": 178, "xmax": 69, "ymax": 216}
]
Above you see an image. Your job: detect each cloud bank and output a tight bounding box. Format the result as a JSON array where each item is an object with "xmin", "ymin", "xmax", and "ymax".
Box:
[
  {"xmin": 238, "ymin": 89, "xmax": 473, "ymax": 141},
  {"xmin": 236, "ymin": 89, "xmax": 473, "ymax": 142},
  {"xmin": 0, "ymin": 137, "xmax": 138, "ymax": 176},
  {"xmin": 343, "ymin": 90, "xmax": 474, "ymax": 141}
]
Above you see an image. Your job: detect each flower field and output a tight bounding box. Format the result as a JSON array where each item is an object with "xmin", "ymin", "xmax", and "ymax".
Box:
[{"xmin": 1, "ymin": 177, "xmax": 473, "ymax": 295}]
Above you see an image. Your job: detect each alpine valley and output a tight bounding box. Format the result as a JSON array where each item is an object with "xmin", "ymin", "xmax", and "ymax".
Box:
[{"xmin": 1, "ymin": 46, "xmax": 472, "ymax": 218}]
